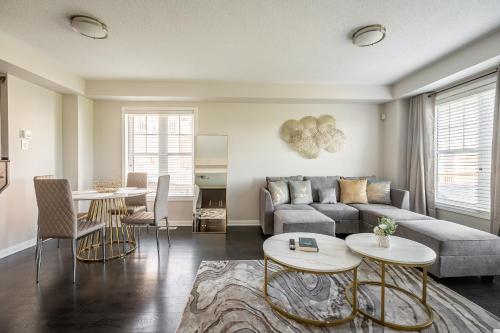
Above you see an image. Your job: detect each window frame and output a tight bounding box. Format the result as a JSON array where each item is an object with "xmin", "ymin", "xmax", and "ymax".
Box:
[
  {"xmin": 434, "ymin": 77, "xmax": 496, "ymax": 219},
  {"xmin": 121, "ymin": 107, "xmax": 198, "ymax": 202}
]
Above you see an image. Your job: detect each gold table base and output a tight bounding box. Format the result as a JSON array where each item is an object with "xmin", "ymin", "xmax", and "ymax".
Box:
[
  {"xmin": 346, "ymin": 261, "xmax": 434, "ymax": 331},
  {"xmin": 263, "ymin": 256, "xmax": 359, "ymax": 327},
  {"xmin": 77, "ymin": 197, "xmax": 137, "ymax": 262}
]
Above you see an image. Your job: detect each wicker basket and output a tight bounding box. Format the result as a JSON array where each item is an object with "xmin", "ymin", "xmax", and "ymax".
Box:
[{"xmin": 94, "ymin": 180, "xmax": 121, "ymax": 193}]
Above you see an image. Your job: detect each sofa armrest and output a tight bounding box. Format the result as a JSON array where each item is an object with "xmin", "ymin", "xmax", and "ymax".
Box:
[
  {"xmin": 260, "ymin": 187, "xmax": 275, "ymax": 235},
  {"xmin": 391, "ymin": 188, "xmax": 410, "ymax": 210}
]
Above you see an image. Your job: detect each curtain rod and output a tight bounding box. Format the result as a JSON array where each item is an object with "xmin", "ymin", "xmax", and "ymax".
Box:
[{"xmin": 428, "ymin": 67, "xmax": 498, "ymax": 97}]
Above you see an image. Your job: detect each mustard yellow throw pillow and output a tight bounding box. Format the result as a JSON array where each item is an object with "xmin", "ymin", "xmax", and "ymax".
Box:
[{"xmin": 339, "ymin": 179, "xmax": 368, "ymax": 204}]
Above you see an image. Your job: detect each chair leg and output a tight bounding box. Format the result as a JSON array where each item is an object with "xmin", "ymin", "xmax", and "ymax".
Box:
[
  {"xmin": 138, "ymin": 227, "xmax": 141, "ymax": 248},
  {"xmin": 36, "ymin": 238, "xmax": 42, "ymax": 283},
  {"xmin": 35, "ymin": 229, "xmax": 40, "ymax": 261},
  {"xmin": 72, "ymin": 239, "xmax": 76, "ymax": 284},
  {"xmin": 155, "ymin": 227, "xmax": 160, "ymax": 257},
  {"xmin": 57, "ymin": 239, "xmax": 60, "ymax": 248},
  {"xmin": 166, "ymin": 226, "xmax": 171, "ymax": 248},
  {"xmin": 102, "ymin": 228, "xmax": 106, "ymax": 264}
]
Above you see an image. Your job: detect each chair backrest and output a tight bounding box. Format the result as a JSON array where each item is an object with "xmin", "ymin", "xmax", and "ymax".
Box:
[
  {"xmin": 125, "ymin": 172, "xmax": 148, "ymax": 207},
  {"xmin": 153, "ymin": 175, "xmax": 170, "ymax": 225},
  {"xmin": 34, "ymin": 178, "xmax": 77, "ymax": 239},
  {"xmin": 34, "ymin": 175, "xmax": 56, "ymax": 180}
]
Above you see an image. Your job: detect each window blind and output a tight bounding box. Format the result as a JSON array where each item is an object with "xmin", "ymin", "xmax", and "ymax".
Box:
[
  {"xmin": 124, "ymin": 112, "xmax": 194, "ymax": 197},
  {"xmin": 435, "ymin": 78, "xmax": 496, "ymax": 216}
]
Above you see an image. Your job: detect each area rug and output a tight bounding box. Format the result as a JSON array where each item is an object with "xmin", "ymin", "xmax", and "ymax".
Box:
[{"xmin": 176, "ymin": 260, "xmax": 500, "ymax": 332}]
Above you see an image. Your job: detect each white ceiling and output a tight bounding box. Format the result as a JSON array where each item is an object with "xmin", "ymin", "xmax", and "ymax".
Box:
[{"xmin": 1, "ymin": 0, "xmax": 499, "ymax": 85}]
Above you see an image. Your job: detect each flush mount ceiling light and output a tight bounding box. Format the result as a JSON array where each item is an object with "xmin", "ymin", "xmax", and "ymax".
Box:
[
  {"xmin": 352, "ymin": 25, "xmax": 386, "ymax": 47},
  {"xmin": 70, "ymin": 15, "xmax": 108, "ymax": 39}
]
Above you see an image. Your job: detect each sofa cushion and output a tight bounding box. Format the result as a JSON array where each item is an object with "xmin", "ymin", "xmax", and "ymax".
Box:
[
  {"xmin": 266, "ymin": 175, "xmax": 303, "ymax": 184},
  {"xmin": 349, "ymin": 203, "xmax": 398, "ymax": 210},
  {"xmin": 274, "ymin": 210, "xmax": 335, "ymax": 236},
  {"xmin": 319, "ymin": 188, "xmax": 337, "ymax": 204},
  {"xmin": 310, "ymin": 203, "xmax": 359, "ymax": 221},
  {"xmin": 289, "ymin": 180, "xmax": 313, "ymax": 205},
  {"xmin": 396, "ymin": 219, "xmax": 500, "ymax": 257},
  {"xmin": 360, "ymin": 207, "xmax": 433, "ymax": 226},
  {"xmin": 275, "ymin": 204, "xmax": 315, "ymax": 211},
  {"xmin": 304, "ymin": 176, "xmax": 340, "ymax": 202},
  {"xmin": 339, "ymin": 179, "xmax": 368, "ymax": 204},
  {"xmin": 367, "ymin": 180, "xmax": 391, "ymax": 204},
  {"xmin": 268, "ymin": 180, "xmax": 290, "ymax": 205}
]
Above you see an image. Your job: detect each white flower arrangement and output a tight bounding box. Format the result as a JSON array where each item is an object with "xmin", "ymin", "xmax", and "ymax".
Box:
[{"xmin": 373, "ymin": 217, "xmax": 397, "ymax": 236}]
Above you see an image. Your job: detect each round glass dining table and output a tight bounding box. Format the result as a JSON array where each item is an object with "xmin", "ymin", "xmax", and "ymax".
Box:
[{"xmin": 72, "ymin": 188, "xmax": 149, "ymax": 262}]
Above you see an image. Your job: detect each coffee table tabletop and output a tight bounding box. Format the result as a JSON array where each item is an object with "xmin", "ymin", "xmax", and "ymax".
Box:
[
  {"xmin": 345, "ymin": 233, "xmax": 436, "ymax": 266},
  {"xmin": 263, "ymin": 232, "xmax": 362, "ymax": 273}
]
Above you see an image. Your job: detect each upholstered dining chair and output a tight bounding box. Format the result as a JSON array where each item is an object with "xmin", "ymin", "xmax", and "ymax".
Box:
[
  {"xmin": 34, "ymin": 178, "xmax": 106, "ymax": 283},
  {"xmin": 124, "ymin": 172, "xmax": 148, "ymax": 214},
  {"xmin": 121, "ymin": 175, "xmax": 170, "ymax": 257},
  {"xmin": 34, "ymin": 175, "xmax": 88, "ymax": 257}
]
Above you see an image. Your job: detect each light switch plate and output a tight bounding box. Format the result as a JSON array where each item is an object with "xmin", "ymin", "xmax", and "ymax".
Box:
[{"xmin": 21, "ymin": 139, "xmax": 29, "ymax": 150}]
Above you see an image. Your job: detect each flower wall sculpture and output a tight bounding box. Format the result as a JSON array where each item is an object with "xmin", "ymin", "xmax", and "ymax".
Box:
[{"xmin": 280, "ymin": 115, "xmax": 346, "ymax": 159}]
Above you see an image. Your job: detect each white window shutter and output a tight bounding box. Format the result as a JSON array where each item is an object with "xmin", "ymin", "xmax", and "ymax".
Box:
[
  {"xmin": 435, "ymin": 80, "xmax": 496, "ymax": 216},
  {"xmin": 125, "ymin": 112, "xmax": 194, "ymax": 197}
]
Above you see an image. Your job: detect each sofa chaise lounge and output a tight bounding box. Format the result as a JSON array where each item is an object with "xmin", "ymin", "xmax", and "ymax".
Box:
[{"xmin": 260, "ymin": 175, "xmax": 500, "ymax": 279}]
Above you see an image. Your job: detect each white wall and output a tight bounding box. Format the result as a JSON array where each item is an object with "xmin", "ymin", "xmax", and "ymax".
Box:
[
  {"xmin": 77, "ymin": 96, "xmax": 94, "ymax": 190},
  {"xmin": 380, "ymin": 99, "xmax": 409, "ymax": 189},
  {"xmin": 93, "ymin": 101, "xmax": 382, "ymax": 223},
  {"xmin": 0, "ymin": 75, "xmax": 62, "ymax": 257}
]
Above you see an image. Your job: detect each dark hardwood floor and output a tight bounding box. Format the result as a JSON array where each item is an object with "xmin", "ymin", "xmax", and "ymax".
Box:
[{"xmin": 0, "ymin": 226, "xmax": 498, "ymax": 332}]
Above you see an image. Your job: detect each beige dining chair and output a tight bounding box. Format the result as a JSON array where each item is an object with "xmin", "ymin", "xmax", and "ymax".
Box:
[
  {"xmin": 34, "ymin": 178, "xmax": 106, "ymax": 283},
  {"xmin": 121, "ymin": 175, "xmax": 170, "ymax": 257},
  {"xmin": 34, "ymin": 175, "xmax": 88, "ymax": 257},
  {"xmin": 124, "ymin": 172, "xmax": 148, "ymax": 214}
]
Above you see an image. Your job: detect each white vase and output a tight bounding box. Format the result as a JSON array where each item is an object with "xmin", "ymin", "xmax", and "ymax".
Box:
[{"xmin": 376, "ymin": 235, "xmax": 391, "ymax": 248}]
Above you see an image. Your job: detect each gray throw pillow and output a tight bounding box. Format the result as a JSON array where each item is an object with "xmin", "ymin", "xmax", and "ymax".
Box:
[
  {"xmin": 319, "ymin": 188, "xmax": 337, "ymax": 204},
  {"xmin": 268, "ymin": 180, "xmax": 290, "ymax": 205},
  {"xmin": 367, "ymin": 180, "xmax": 391, "ymax": 204},
  {"xmin": 289, "ymin": 180, "xmax": 313, "ymax": 205}
]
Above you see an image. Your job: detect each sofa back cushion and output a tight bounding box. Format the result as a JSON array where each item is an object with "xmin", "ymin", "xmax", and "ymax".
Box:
[
  {"xmin": 339, "ymin": 179, "xmax": 368, "ymax": 204},
  {"xmin": 266, "ymin": 175, "xmax": 303, "ymax": 184},
  {"xmin": 289, "ymin": 180, "xmax": 313, "ymax": 205},
  {"xmin": 304, "ymin": 176, "xmax": 340, "ymax": 202}
]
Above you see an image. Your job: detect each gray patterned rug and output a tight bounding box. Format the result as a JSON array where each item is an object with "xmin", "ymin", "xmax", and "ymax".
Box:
[{"xmin": 176, "ymin": 260, "xmax": 500, "ymax": 332}]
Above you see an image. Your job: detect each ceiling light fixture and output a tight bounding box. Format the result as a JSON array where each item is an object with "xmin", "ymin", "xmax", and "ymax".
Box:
[
  {"xmin": 70, "ymin": 15, "xmax": 108, "ymax": 39},
  {"xmin": 352, "ymin": 25, "xmax": 386, "ymax": 47}
]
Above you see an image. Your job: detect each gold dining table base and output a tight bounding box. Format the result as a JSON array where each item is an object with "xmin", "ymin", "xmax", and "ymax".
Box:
[
  {"xmin": 77, "ymin": 198, "xmax": 137, "ymax": 262},
  {"xmin": 346, "ymin": 261, "xmax": 434, "ymax": 331},
  {"xmin": 263, "ymin": 256, "xmax": 358, "ymax": 327}
]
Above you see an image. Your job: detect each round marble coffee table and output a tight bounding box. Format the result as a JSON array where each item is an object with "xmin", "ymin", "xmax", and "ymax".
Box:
[
  {"xmin": 263, "ymin": 232, "xmax": 362, "ymax": 326},
  {"xmin": 345, "ymin": 233, "xmax": 437, "ymax": 331}
]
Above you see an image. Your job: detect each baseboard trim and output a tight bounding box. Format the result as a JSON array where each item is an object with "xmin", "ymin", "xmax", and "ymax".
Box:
[
  {"xmin": 169, "ymin": 220, "xmax": 260, "ymax": 227},
  {"xmin": 169, "ymin": 220, "xmax": 193, "ymax": 227},
  {"xmin": 0, "ymin": 238, "xmax": 37, "ymax": 259},
  {"xmin": 228, "ymin": 220, "xmax": 260, "ymax": 226}
]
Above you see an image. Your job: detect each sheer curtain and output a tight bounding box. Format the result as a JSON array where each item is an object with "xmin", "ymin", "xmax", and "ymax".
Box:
[
  {"xmin": 491, "ymin": 68, "xmax": 500, "ymax": 235},
  {"xmin": 406, "ymin": 94, "xmax": 436, "ymax": 216}
]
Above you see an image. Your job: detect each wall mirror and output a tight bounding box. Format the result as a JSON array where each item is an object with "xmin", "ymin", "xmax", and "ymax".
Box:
[
  {"xmin": 193, "ymin": 135, "xmax": 228, "ymax": 233},
  {"xmin": 0, "ymin": 75, "xmax": 9, "ymax": 194}
]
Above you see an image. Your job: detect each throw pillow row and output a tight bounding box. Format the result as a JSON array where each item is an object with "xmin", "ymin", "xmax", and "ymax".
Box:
[{"xmin": 268, "ymin": 178, "xmax": 391, "ymax": 206}]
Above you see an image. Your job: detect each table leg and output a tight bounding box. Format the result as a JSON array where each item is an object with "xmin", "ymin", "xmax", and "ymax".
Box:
[
  {"xmin": 422, "ymin": 266, "xmax": 428, "ymax": 304},
  {"xmin": 264, "ymin": 256, "xmax": 268, "ymax": 296},
  {"xmin": 353, "ymin": 267, "xmax": 358, "ymax": 312},
  {"xmin": 381, "ymin": 262, "xmax": 386, "ymax": 324}
]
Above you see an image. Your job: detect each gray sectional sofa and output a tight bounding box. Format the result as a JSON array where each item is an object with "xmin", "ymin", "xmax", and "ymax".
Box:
[{"xmin": 260, "ymin": 175, "xmax": 500, "ymax": 279}]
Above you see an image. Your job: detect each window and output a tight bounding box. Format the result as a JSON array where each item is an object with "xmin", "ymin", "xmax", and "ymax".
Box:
[
  {"xmin": 124, "ymin": 110, "xmax": 195, "ymax": 197},
  {"xmin": 435, "ymin": 77, "xmax": 496, "ymax": 216}
]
